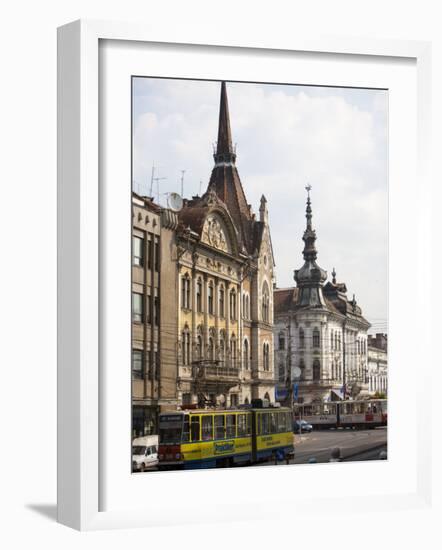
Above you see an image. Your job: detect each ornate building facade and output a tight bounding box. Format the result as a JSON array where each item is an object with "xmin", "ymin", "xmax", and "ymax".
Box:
[
  {"xmin": 274, "ymin": 188, "xmax": 370, "ymax": 404},
  {"xmin": 175, "ymin": 82, "xmax": 275, "ymax": 408},
  {"xmin": 368, "ymin": 333, "xmax": 388, "ymax": 396}
]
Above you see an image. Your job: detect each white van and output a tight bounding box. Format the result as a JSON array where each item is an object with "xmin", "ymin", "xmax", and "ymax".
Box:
[{"xmin": 132, "ymin": 435, "xmax": 159, "ymax": 472}]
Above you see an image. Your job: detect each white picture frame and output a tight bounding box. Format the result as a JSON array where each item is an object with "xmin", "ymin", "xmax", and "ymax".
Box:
[{"xmin": 57, "ymin": 19, "xmax": 432, "ymax": 531}]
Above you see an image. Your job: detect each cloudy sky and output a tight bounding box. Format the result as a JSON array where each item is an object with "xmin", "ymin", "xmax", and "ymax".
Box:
[{"xmin": 132, "ymin": 78, "xmax": 388, "ymax": 332}]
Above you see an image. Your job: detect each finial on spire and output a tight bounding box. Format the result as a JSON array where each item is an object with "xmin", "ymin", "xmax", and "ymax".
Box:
[
  {"xmin": 305, "ymin": 184, "xmax": 313, "ymax": 231},
  {"xmin": 332, "ymin": 267, "xmax": 336, "ymax": 284}
]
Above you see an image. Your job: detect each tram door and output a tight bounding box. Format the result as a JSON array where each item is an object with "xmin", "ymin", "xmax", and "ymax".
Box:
[{"xmin": 336, "ymin": 403, "xmax": 341, "ymax": 427}]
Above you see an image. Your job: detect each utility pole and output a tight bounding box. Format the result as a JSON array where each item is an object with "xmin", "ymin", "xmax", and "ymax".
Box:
[{"xmin": 342, "ymin": 321, "xmax": 347, "ymax": 399}]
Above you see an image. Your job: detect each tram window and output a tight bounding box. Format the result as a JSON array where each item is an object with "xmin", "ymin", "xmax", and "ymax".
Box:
[
  {"xmin": 190, "ymin": 416, "xmax": 200, "ymax": 441},
  {"xmin": 182, "ymin": 416, "xmax": 190, "ymax": 442},
  {"xmin": 214, "ymin": 415, "xmax": 225, "ymax": 439},
  {"xmin": 202, "ymin": 416, "xmax": 213, "ymax": 441},
  {"xmin": 246, "ymin": 414, "xmax": 251, "ymax": 435},
  {"xmin": 261, "ymin": 413, "xmax": 269, "ymax": 435},
  {"xmin": 226, "ymin": 414, "xmax": 236, "ymax": 438},
  {"xmin": 237, "ymin": 414, "xmax": 247, "ymax": 436}
]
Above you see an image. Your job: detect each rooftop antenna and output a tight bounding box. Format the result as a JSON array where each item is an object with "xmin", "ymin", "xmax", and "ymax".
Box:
[
  {"xmin": 149, "ymin": 163, "xmax": 166, "ymax": 203},
  {"xmin": 149, "ymin": 164, "xmax": 155, "ymax": 197},
  {"xmin": 180, "ymin": 170, "xmax": 186, "ymax": 197},
  {"xmin": 153, "ymin": 176, "xmax": 167, "ymax": 204}
]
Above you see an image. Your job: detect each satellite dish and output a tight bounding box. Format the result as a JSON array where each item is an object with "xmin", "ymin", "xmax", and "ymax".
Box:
[{"xmin": 167, "ymin": 192, "xmax": 183, "ymax": 212}]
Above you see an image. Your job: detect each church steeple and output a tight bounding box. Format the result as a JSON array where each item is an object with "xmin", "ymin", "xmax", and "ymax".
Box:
[
  {"xmin": 294, "ymin": 186, "xmax": 327, "ymax": 307},
  {"xmin": 214, "ymin": 81, "xmax": 237, "ymax": 165},
  {"xmin": 206, "ymin": 82, "xmax": 253, "ymax": 253}
]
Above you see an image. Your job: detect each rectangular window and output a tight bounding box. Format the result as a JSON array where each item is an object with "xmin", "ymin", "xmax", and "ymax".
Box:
[
  {"xmin": 201, "ymin": 415, "xmax": 213, "ymax": 441},
  {"xmin": 154, "ymin": 350, "xmax": 159, "ymax": 380},
  {"xmin": 132, "ymin": 235, "xmax": 144, "ymax": 266},
  {"xmin": 182, "ymin": 416, "xmax": 190, "ymax": 442},
  {"xmin": 261, "ymin": 412, "xmax": 269, "ymax": 435},
  {"xmin": 246, "ymin": 414, "xmax": 251, "ymax": 436},
  {"xmin": 154, "ymin": 237, "xmax": 160, "ymax": 272},
  {"xmin": 132, "ymin": 350, "xmax": 143, "ymax": 379},
  {"xmin": 146, "ymin": 292, "xmax": 152, "ymax": 324},
  {"xmin": 226, "ymin": 414, "xmax": 236, "ymax": 438},
  {"xmin": 237, "ymin": 414, "xmax": 247, "ymax": 437},
  {"xmin": 154, "ymin": 294, "xmax": 159, "ymax": 326},
  {"xmin": 132, "ymin": 292, "xmax": 144, "ymax": 323},
  {"xmin": 190, "ymin": 416, "xmax": 200, "ymax": 442},
  {"xmin": 147, "ymin": 235, "xmax": 153, "ymax": 270},
  {"xmin": 214, "ymin": 415, "xmax": 225, "ymax": 439}
]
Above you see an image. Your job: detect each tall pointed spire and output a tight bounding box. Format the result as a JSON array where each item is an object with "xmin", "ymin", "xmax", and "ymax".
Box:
[
  {"xmin": 294, "ymin": 186, "xmax": 327, "ymax": 307},
  {"xmin": 214, "ymin": 81, "xmax": 236, "ymax": 165},
  {"xmin": 302, "ymin": 184, "xmax": 318, "ymax": 262}
]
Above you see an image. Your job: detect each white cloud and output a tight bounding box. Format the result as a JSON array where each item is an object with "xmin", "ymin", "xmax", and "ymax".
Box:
[{"xmin": 133, "ymin": 78, "xmax": 388, "ymax": 326}]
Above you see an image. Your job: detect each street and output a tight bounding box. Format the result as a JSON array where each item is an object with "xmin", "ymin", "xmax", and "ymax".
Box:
[
  {"xmin": 292, "ymin": 426, "xmax": 387, "ymax": 464},
  {"xmin": 256, "ymin": 426, "xmax": 387, "ymax": 467}
]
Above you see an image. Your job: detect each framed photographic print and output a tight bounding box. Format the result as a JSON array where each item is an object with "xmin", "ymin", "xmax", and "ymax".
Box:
[{"xmin": 57, "ymin": 20, "xmax": 432, "ymax": 530}]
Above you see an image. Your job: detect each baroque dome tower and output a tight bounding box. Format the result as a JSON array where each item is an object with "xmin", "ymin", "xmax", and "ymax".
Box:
[{"xmin": 294, "ymin": 186, "xmax": 327, "ymax": 307}]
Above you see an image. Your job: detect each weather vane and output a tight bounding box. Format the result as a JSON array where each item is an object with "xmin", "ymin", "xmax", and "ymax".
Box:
[{"xmin": 305, "ymin": 183, "xmax": 312, "ymax": 198}]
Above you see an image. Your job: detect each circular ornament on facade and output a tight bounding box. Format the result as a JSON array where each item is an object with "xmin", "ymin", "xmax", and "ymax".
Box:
[{"xmin": 292, "ymin": 366, "xmax": 302, "ymax": 379}]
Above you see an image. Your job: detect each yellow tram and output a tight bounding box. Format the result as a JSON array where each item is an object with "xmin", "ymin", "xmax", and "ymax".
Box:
[{"xmin": 158, "ymin": 402, "xmax": 294, "ymax": 469}]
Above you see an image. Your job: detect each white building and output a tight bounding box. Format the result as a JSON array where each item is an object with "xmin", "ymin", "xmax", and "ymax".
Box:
[
  {"xmin": 274, "ymin": 188, "xmax": 371, "ymax": 405},
  {"xmin": 368, "ymin": 333, "xmax": 388, "ymax": 396}
]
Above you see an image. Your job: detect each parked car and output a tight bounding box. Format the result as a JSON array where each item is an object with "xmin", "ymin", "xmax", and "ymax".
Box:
[
  {"xmin": 132, "ymin": 435, "xmax": 159, "ymax": 472},
  {"xmin": 293, "ymin": 420, "xmax": 313, "ymax": 434}
]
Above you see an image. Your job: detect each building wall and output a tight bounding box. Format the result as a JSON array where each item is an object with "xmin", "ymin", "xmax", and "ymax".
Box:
[
  {"xmin": 131, "ymin": 196, "xmax": 161, "ymax": 437},
  {"xmin": 274, "ymin": 308, "xmax": 369, "ymax": 404}
]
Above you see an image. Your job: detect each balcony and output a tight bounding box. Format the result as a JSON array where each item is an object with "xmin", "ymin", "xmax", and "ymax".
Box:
[{"xmin": 191, "ymin": 361, "xmax": 240, "ymax": 391}]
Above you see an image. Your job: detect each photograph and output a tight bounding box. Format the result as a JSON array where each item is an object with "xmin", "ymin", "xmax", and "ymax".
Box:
[{"xmin": 130, "ymin": 77, "xmax": 388, "ymax": 472}]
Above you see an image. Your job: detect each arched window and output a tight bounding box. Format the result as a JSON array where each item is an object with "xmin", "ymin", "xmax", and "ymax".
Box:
[
  {"xmin": 313, "ymin": 327, "xmax": 320, "ymax": 348},
  {"xmin": 357, "ymin": 340, "xmax": 360, "ymax": 354},
  {"xmin": 262, "ymin": 282, "xmax": 270, "ymax": 322},
  {"xmin": 182, "ymin": 325, "xmax": 190, "ymax": 366},
  {"xmin": 278, "ymin": 331, "xmax": 285, "ymax": 350},
  {"xmin": 245, "ymin": 294, "xmax": 250, "ymax": 319},
  {"xmin": 337, "ymin": 333, "xmax": 341, "ymax": 351},
  {"xmin": 208, "ymin": 337, "xmax": 214, "ymax": 361},
  {"xmin": 230, "ymin": 334, "xmax": 237, "ymax": 366},
  {"xmin": 244, "ymin": 397, "xmax": 249, "ymax": 405},
  {"xmin": 299, "ymin": 327, "xmax": 305, "ymax": 348},
  {"xmin": 313, "ymin": 359, "xmax": 320, "ymax": 381},
  {"xmin": 243, "ymin": 338, "xmax": 249, "ymax": 369},
  {"xmin": 219, "ymin": 331, "xmax": 225, "ymax": 363},
  {"xmin": 208, "ymin": 282, "xmax": 214, "ymax": 315},
  {"xmin": 219, "ymin": 286, "xmax": 225, "ymax": 317},
  {"xmin": 230, "ymin": 289, "xmax": 237, "ymax": 321},
  {"xmin": 331, "ymin": 330, "xmax": 334, "ymax": 350},
  {"xmin": 299, "ymin": 358, "xmax": 305, "ymax": 380},
  {"xmin": 263, "ymin": 343, "xmax": 270, "ymax": 371},
  {"xmin": 181, "ymin": 274, "xmax": 190, "ymax": 309},
  {"xmin": 264, "ymin": 392, "xmax": 270, "ymax": 401},
  {"xmin": 196, "ymin": 277, "xmax": 202, "ymax": 312}
]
